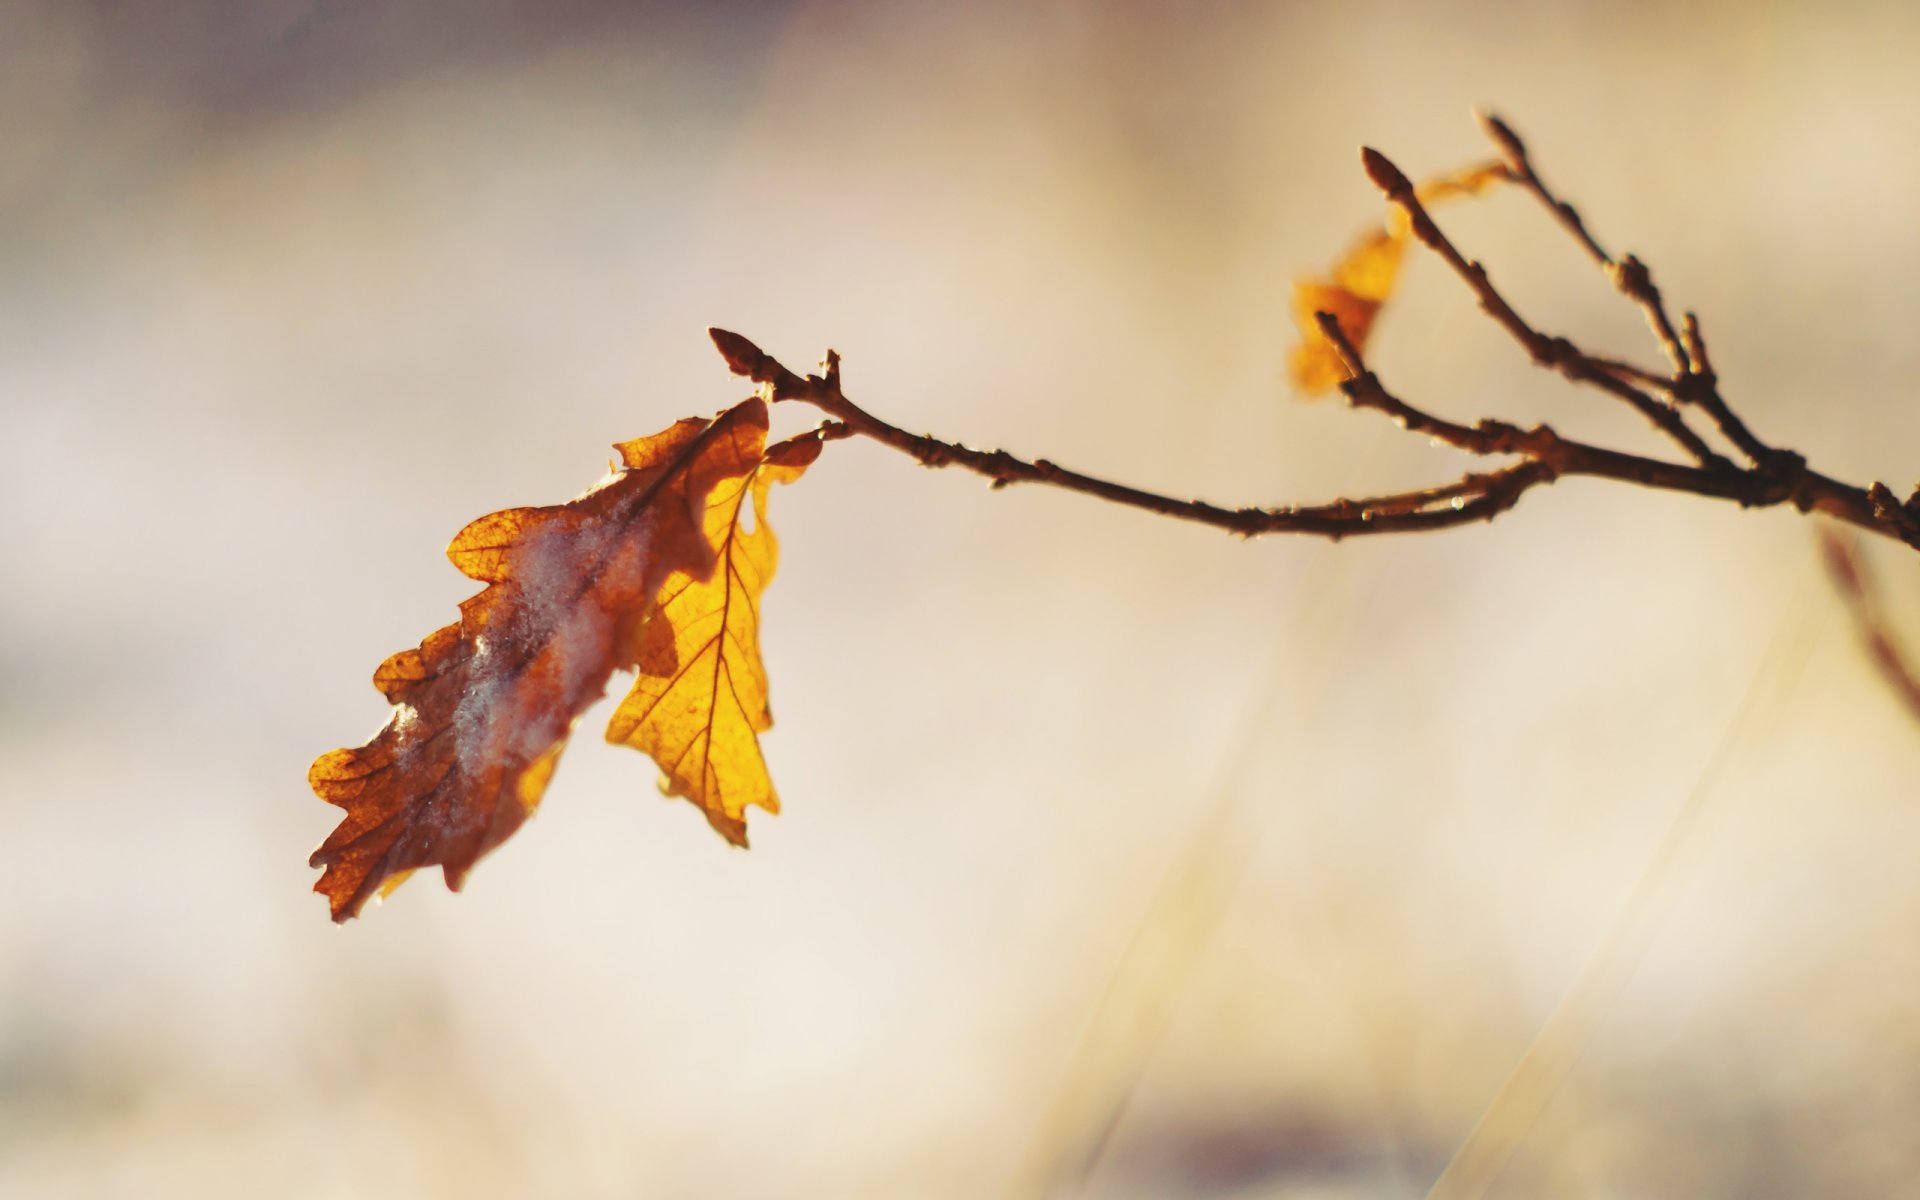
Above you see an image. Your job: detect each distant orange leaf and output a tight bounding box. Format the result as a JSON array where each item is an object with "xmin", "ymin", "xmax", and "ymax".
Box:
[
  {"xmin": 308, "ymin": 399, "xmax": 782, "ymax": 921},
  {"xmin": 1289, "ymin": 229, "xmax": 1408, "ymax": 393},
  {"xmin": 605, "ymin": 431, "xmax": 822, "ymax": 844},
  {"xmin": 1289, "ymin": 159, "xmax": 1510, "ymax": 394}
]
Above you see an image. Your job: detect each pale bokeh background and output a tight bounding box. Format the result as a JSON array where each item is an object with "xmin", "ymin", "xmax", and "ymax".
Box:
[{"xmin": 6, "ymin": 1, "xmax": 1920, "ymax": 1196}]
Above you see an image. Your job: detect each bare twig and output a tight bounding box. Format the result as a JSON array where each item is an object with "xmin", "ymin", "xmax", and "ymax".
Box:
[
  {"xmin": 708, "ymin": 323, "xmax": 1889, "ymax": 549},
  {"xmin": 697, "ymin": 112, "xmax": 1920, "ymax": 1199},
  {"xmin": 1474, "ymin": 114, "xmax": 1794, "ymax": 478},
  {"xmin": 1477, "ymin": 112, "xmax": 1694, "ymax": 376},
  {"xmin": 1315, "ymin": 313, "xmax": 1891, "ymax": 529},
  {"xmin": 1586, "ymin": 353, "xmax": 1674, "ymax": 391},
  {"xmin": 1821, "ymin": 530, "xmax": 1920, "ymax": 720},
  {"xmin": 1358, "ymin": 145, "xmax": 1726, "ymax": 469},
  {"xmin": 710, "ymin": 329, "xmax": 1548, "ymax": 540},
  {"xmin": 707, "ymin": 113, "xmax": 1918, "ymax": 565}
]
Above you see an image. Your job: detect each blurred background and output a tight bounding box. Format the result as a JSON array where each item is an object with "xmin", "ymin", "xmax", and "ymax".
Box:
[{"xmin": 6, "ymin": 1, "xmax": 1920, "ymax": 1196}]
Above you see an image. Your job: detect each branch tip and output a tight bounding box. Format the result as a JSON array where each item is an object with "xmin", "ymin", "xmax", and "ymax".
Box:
[
  {"xmin": 709, "ymin": 327, "xmax": 768, "ymax": 378},
  {"xmin": 1360, "ymin": 146, "xmax": 1413, "ymax": 198},
  {"xmin": 1681, "ymin": 311, "xmax": 1714, "ymax": 376},
  {"xmin": 1475, "ymin": 110, "xmax": 1528, "ymax": 167},
  {"xmin": 703, "ymin": 116, "xmax": 1900, "ymax": 555},
  {"xmin": 1311, "ymin": 310, "xmax": 1365, "ymax": 378}
]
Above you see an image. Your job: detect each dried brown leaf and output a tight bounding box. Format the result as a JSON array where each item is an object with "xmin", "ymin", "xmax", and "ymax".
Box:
[{"xmin": 308, "ymin": 399, "xmax": 772, "ymax": 921}]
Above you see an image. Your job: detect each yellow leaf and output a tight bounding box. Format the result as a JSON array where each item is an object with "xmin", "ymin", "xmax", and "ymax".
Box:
[
  {"xmin": 1289, "ymin": 158, "xmax": 1509, "ymax": 395},
  {"xmin": 1288, "ymin": 228, "xmax": 1406, "ymax": 393},
  {"xmin": 605, "ymin": 432, "xmax": 823, "ymax": 845}
]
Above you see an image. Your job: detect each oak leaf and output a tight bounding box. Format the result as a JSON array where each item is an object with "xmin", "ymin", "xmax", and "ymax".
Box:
[
  {"xmin": 606, "ymin": 432, "xmax": 822, "ymax": 844},
  {"xmin": 1289, "ymin": 159, "xmax": 1510, "ymax": 394},
  {"xmin": 308, "ymin": 398, "xmax": 793, "ymax": 921}
]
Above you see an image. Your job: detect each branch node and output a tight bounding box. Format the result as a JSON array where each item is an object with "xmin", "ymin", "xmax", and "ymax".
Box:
[
  {"xmin": 1869, "ymin": 483, "xmax": 1920, "ymax": 549},
  {"xmin": 1535, "ymin": 335, "xmax": 1578, "ymax": 370},
  {"xmin": 1609, "ymin": 255, "xmax": 1655, "ymax": 301}
]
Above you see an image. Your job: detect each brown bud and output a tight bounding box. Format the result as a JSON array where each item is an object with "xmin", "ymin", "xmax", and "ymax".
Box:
[
  {"xmin": 708, "ymin": 328, "xmax": 767, "ymax": 378},
  {"xmin": 1476, "ymin": 111, "xmax": 1527, "ymax": 165},
  {"xmin": 1610, "ymin": 255, "xmax": 1655, "ymax": 299},
  {"xmin": 1360, "ymin": 147, "xmax": 1413, "ymax": 198}
]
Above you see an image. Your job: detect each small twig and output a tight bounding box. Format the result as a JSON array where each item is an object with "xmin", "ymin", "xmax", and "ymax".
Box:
[
  {"xmin": 1475, "ymin": 115, "xmax": 1797, "ymax": 477},
  {"xmin": 708, "ymin": 327, "xmax": 1895, "ymax": 550},
  {"xmin": 711, "ymin": 328, "xmax": 1553, "ymax": 541},
  {"xmin": 1314, "ymin": 313, "xmax": 1876, "ymax": 518},
  {"xmin": 1665, "ymin": 311, "xmax": 1784, "ymax": 469},
  {"xmin": 1680, "ymin": 312, "xmax": 1714, "ymax": 377},
  {"xmin": 1821, "ymin": 530, "xmax": 1920, "ymax": 721},
  {"xmin": 1611, "ymin": 255, "xmax": 1692, "ymax": 379},
  {"xmin": 1359, "ymin": 147, "xmax": 1729, "ymax": 471},
  {"xmin": 1585, "ymin": 353, "xmax": 1674, "ymax": 391},
  {"xmin": 1477, "ymin": 112, "xmax": 1692, "ymax": 377},
  {"xmin": 1475, "ymin": 113, "xmax": 1611, "ymax": 270},
  {"xmin": 703, "ymin": 115, "xmax": 1919, "ymax": 563}
]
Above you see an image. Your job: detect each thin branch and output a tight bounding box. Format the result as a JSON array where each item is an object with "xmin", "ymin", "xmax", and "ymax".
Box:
[
  {"xmin": 1358, "ymin": 146, "xmax": 1728, "ymax": 470},
  {"xmin": 1476, "ymin": 114, "xmax": 1794, "ymax": 476},
  {"xmin": 1667, "ymin": 311, "xmax": 1784, "ymax": 469},
  {"xmin": 1475, "ymin": 114, "xmax": 1612, "ymax": 270},
  {"xmin": 1680, "ymin": 312, "xmax": 1714, "ymax": 377},
  {"xmin": 707, "ymin": 327, "xmax": 1893, "ymax": 549},
  {"xmin": 1585, "ymin": 353, "xmax": 1674, "ymax": 391},
  {"xmin": 1823, "ymin": 529, "xmax": 1920, "ymax": 721},
  {"xmin": 1478, "ymin": 112, "xmax": 1693, "ymax": 377},
  {"xmin": 704, "ymin": 113, "xmax": 1917, "ymax": 562},
  {"xmin": 710, "ymin": 329, "xmax": 1546, "ymax": 541},
  {"xmin": 1313, "ymin": 313, "xmax": 1887, "ymax": 521}
]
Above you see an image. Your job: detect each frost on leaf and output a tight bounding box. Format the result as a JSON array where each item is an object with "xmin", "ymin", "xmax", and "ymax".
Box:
[
  {"xmin": 1290, "ymin": 159, "xmax": 1509, "ymax": 394},
  {"xmin": 308, "ymin": 399, "xmax": 773, "ymax": 922},
  {"xmin": 606, "ymin": 430, "xmax": 822, "ymax": 845}
]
